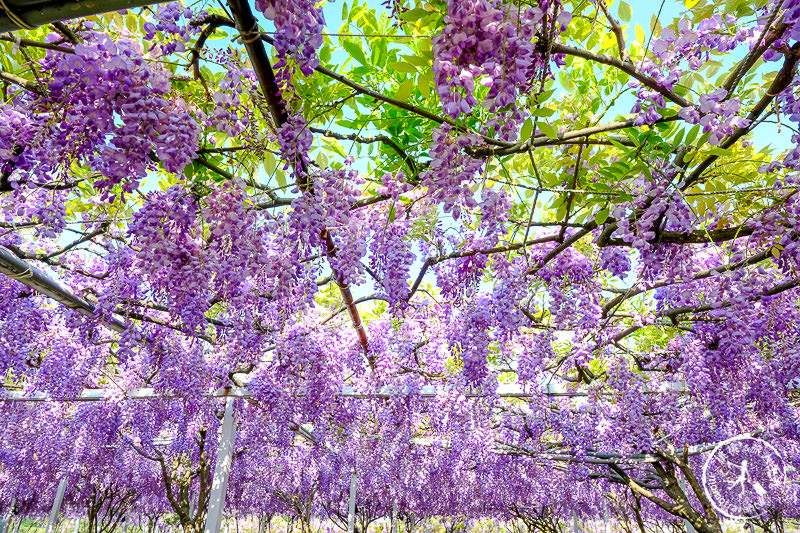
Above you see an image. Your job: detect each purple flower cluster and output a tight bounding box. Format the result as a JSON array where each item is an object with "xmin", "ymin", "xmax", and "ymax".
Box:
[
  {"xmin": 3, "ymin": 2, "xmax": 800, "ymax": 527},
  {"xmin": 6, "ymin": 32, "xmax": 201, "ymax": 198},
  {"xmin": 277, "ymin": 112, "xmax": 314, "ymax": 180},
  {"xmin": 478, "ymin": 188, "xmax": 511, "ymax": 246},
  {"xmin": 421, "ymin": 126, "xmax": 483, "ymax": 219},
  {"xmin": 205, "ymin": 63, "xmax": 256, "ymax": 138},
  {"xmin": 536, "ymin": 244, "xmax": 601, "ymax": 329},
  {"xmin": 632, "ymin": 16, "xmax": 754, "ymax": 125},
  {"xmin": 432, "ymin": 0, "xmax": 569, "ymax": 139},
  {"xmin": 255, "ymin": 0, "xmax": 325, "ymax": 85},
  {"xmin": 598, "ymin": 247, "xmax": 631, "ymax": 278},
  {"xmin": 369, "ymin": 213, "xmax": 416, "ymax": 312},
  {"xmin": 142, "ymin": 3, "xmax": 205, "ymax": 55},
  {"xmin": 288, "ymin": 160, "xmax": 368, "ymax": 285},
  {"xmin": 678, "ymin": 88, "xmax": 750, "ymax": 145}
]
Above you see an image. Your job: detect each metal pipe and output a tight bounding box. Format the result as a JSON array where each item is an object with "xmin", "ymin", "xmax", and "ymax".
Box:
[
  {"xmin": 0, "ymin": 0, "xmax": 166, "ymax": 33},
  {"xmin": 346, "ymin": 472, "xmax": 357, "ymax": 533},
  {"xmin": 0, "ymin": 247, "xmax": 126, "ymax": 332},
  {"xmin": 203, "ymin": 398, "xmax": 237, "ymax": 533},
  {"xmin": 45, "ymin": 478, "xmax": 67, "ymax": 533}
]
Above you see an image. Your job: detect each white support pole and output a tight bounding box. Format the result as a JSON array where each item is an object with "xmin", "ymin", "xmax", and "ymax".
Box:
[
  {"xmin": 3, "ymin": 501, "xmax": 15, "ymax": 533},
  {"xmin": 572, "ymin": 512, "xmax": 578, "ymax": 533},
  {"xmin": 72, "ymin": 519, "xmax": 80, "ymax": 533},
  {"xmin": 346, "ymin": 472, "xmax": 357, "ymax": 533},
  {"xmin": 257, "ymin": 515, "xmax": 265, "ymax": 533},
  {"xmin": 11, "ymin": 517, "xmax": 20, "ymax": 533},
  {"xmin": 46, "ymin": 479, "xmax": 68, "ymax": 533},
  {"xmin": 0, "ymin": 507, "xmax": 10, "ymax": 533},
  {"xmin": 603, "ymin": 508, "xmax": 609, "ymax": 533},
  {"xmin": 391, "ymin": 503, "xmax": 398, "ymax": 533},
  {"xmin": 204, "ymin": 398, "xmax": 237, "ymax": 533}
]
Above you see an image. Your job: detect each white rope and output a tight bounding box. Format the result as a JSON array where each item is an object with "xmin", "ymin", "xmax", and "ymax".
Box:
[{"xmin": 3, "ymin": 266, "xmax": 32, "ymax": 281}]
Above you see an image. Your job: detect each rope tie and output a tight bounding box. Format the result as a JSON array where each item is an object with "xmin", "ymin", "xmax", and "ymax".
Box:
[
  {"xmin": 237, "ymin": 23, "xmax": 263, "ymax": 44},
  {"xmin": 0, "ymin": 0, "xmax": 35, "ymax": 30},
  {"xmin": 5, "ymin": 266, "xmax": 33, "ymax": 281}
]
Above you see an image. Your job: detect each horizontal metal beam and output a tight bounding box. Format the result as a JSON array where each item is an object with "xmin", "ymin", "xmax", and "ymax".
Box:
[
  {"xmin": 0, "ymin": 247, "xmax": 127, "ymax": 332},
  {"xmin": 0, "ymin": 382, "xmax": 692, "ymax": 402},
  {"xmin": 0, "ymin": 0, "xmax": 165, "ymax": 33}
]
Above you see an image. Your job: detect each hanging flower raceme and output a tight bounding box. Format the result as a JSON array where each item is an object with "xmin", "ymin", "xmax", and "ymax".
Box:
[
  {"xmin": 255, "ymin": 0, "xmax": 326, "ymax": 86},
  {"xmin": 2, "ymin": 32, "xmax": 200, "ymax": 202},
  {"xmin": 432, "ymin": 0, "xmax": 570, "ymax": 139}
]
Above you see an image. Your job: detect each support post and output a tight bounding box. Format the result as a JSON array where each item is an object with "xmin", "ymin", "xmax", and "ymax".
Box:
[
  {"xmin": 572, "ymin": 511, "xmax": 578, "ymax": 533},
  {"xmin": 257, "ymin": 515, "xmax": 265, "ymax": 533},
  {"xmin": 1, "ymin": 500, "xmax": 15, "ymax": 533},
  {"xmin": 391, "ymin": 503, "xmax": 398, "ymax": 533},
  {"xmin": 72, "ymin": 519, "xmax": 80, "ymax": 533},
  {"xmin": 203, "ymin": 398, "xmax": 237, "ymax": 533},
  {"xmin": 11, "ymin": 518, "xmax": 20, "ymax": 533},
  {"xmin": 346, "ymin": 472, "xmax": 357, "ymax": 533},
  {"xmin": 46, "ymin": 479, "xmax": 68, "ymax": 533}
]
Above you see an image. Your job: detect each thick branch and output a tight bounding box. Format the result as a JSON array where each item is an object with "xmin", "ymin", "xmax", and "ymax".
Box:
[
  {"xmin": 551, "ymin": 43, "xmax": 691, "ymax": 109},
  {"xmin": 684, "ymin": 42, "xmax": 800, "ymax": 188},
  {"xmin": 226, "ymin": 0, "xmax": 372, "ymax": 366}
]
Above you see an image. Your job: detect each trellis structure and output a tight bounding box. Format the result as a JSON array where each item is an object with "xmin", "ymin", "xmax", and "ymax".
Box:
[{"xmin": 1, "ymin": 1, "xmax": 799, "ymax": 533}]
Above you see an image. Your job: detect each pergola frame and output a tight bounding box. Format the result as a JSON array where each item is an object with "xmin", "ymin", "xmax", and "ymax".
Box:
[{"xmin": 0, "ymin": 0, "xmax": 166, "ymax": 33}]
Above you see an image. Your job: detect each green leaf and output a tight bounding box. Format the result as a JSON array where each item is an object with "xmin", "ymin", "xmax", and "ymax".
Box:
[
  {"xmin": 538, "ymin": 122, "xmax": 560, "ymax": 140},
  {"xmin": 708, "ymin": 147, "xmax": 733, "ymax": 157},
  {"xmin": 404, "ymin": 54, "xmax": 430, "ymax": 67},
  {"xmin": 650, "ymin": 14, "xmax": 663, "ymax": 37},
  {"xmin": 371, "ymin": 38, "xmax": 387, "ymax": 68},
  {"xmin": 418, "ymin": 72, "xmax": 433, "ymax": 97},
  {"xmin": 590, "ymin": 182, "xmax": 613, "ymax": 193},
  {"xmin": 262, "ymin": 152, "xmax": 277, "ymax": 175},
  {"xmin": 388, "ymin": 203, "xmax": 396, "ymax": 223},
  {"xmin": 533, "ymin": 88, "xmax": 556, "ymax": 105},
  {"xmin": 400, "ymin": 8, "xmax": 430, "ymax": 22},
  {"xmin": 349, "ymin": 4, "xmax": 365, "ymax": 23},
  {"xmin": 684, "ymin": 125, "xmax": 701, "ymax": 146},
  {"xmin": 609, "ymin": 139, "xmax": 630, "ymax": 152},
  {"xmin": 530, "ymin": 107, "xmax": 555, "ymax": 118},
  {"xmin": 342, "ymin": 40, "xmax": 368, "ymax": 66},
  {"xmin": 595, "ymin": 208, "xmax": 610, "ymax": 226},
  {"xmin": 275, "ymin": 170, "xmax": 287, "ymax": 188},
  {"xmin": 618, "ymin": 1, "xmax": 632, "ymax": 22},
  {"xmin": 395, "ymin": 79, "xmax": 414, "ymax": 102},
  {"xmin": 520, "ymin": 118, "xmax": 534, "ymax": 140},
  {"xmin": 635, "ymin": 24, "xmax": 646, "ymax": 45},
  {"xmin": 391, "ymin": 61, "xmax": 418, "ymax": 73},
  {"xmin": 673, "ymin": 128, "xmax": 685, "ymax": 147}
]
